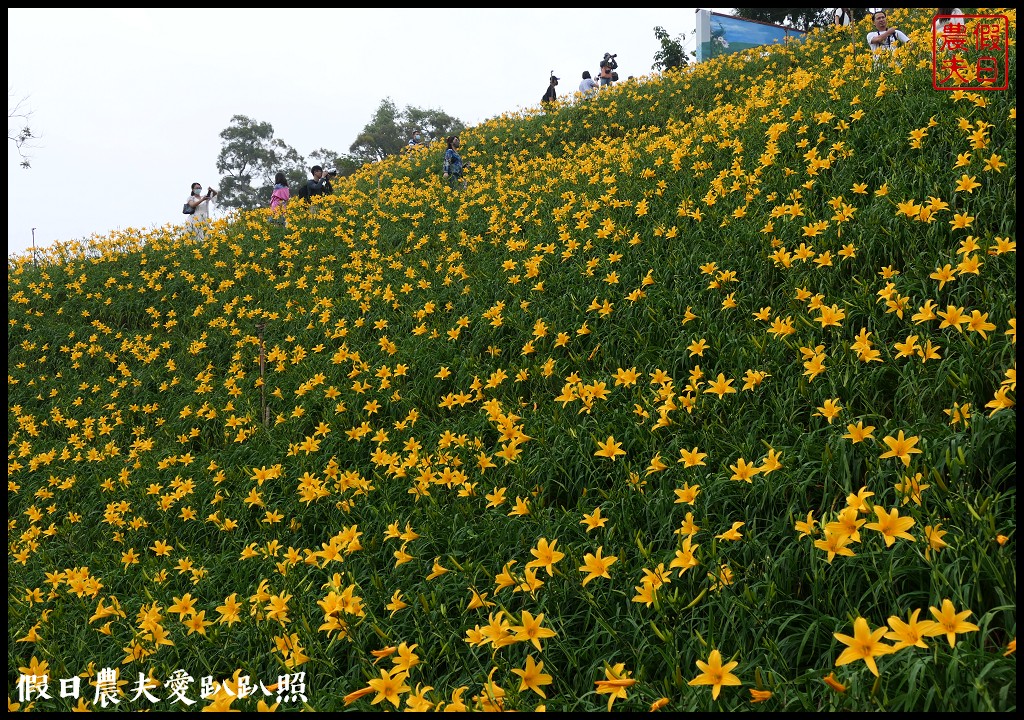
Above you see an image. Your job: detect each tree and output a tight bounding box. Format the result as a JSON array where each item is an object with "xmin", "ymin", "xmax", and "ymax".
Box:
[
  {"xmin": 213, "ymin": 100, "xmax": 465, "ymax": 202},
  {"xmin": 402, "ymin": 105, "xmax": 464, "ymax": 147},
  {"xmin": 349, "ymin": 99, "xmax": 403, "ymax": 164},
  {"xmin": 730, "ymin": 8, "xmax": 870, "ymax": 32},
  {"xmin": 215, "ymin": 115, "xmax": 305, "ymax": 211},
  {"xmin": 305, "ymin": 148, "xmax": 362, "ymax": 180},
  {"xmin": 651, "ymin": 26, "xmax": 692, "ymax": 72},
  {"xmin": 348, "ymin": 98, "xmax": 465, "ymax": 165},
  {"xmin": 331, "ymin": 154, "xmax": 363, "ymax": 179},
  {"xmin": 9, "ymin": 89, "xmax": 39, "ymax": 169}
]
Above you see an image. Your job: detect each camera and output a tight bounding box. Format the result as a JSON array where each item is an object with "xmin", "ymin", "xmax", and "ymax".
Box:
[{"xmin": 326, "ymin": 169, "xmax": 339, "ymax": 178}]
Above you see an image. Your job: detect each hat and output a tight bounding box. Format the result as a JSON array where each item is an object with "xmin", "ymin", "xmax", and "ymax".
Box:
[{"xmin": 551, "ymin": 75, "xmax": 559, "ymax": 81}]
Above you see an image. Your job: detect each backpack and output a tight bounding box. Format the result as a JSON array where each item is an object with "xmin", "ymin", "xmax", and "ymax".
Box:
[{"xmin": 294, "ymin": 182, "xmax": 311, "ymax": 203}]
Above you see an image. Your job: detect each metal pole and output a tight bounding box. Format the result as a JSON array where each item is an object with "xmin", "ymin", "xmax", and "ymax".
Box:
[
  {"xmin": 31, "ymin": 227, "xmax": 37, "ymax": 267},
  {"xmin": 258, "ymin": 322, "xmax": 268, "ymax": 427}
]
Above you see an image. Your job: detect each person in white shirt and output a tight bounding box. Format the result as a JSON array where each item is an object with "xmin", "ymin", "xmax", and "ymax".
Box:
[
  {"xmin": 579, "ymin": 70, "xmax": 599, "ymax": 98},
  {"xmin": 185, "ymin": 181, "xmax": 216, "ymax": 241},
  {"xmin": 934, "ymin": 7, "xmax": 965, "ymax": 34},
  {"xmin": 834, "ymin": 8, "xmax": 852, "ymax": 27},
  {"xmin": 867, "ymin": 11, "xmax": 910, "ymax": 51}
]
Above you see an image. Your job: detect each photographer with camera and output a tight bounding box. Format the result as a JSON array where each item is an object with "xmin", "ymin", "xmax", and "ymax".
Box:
[
  {"xmin": 184, "ymin": 181, "xmax": 217, "ymax": 241},
  {"xmin": 306, "ymin": 165, "xmax": 336, "ymax": 199},
  {"xmin": 599, "ymin": 52, "xmax": 618, "ymax": 87}
]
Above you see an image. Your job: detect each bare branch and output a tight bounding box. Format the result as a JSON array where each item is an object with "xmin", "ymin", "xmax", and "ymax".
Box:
[{"xmin": 9, "ymin": 88, "xmax": 41, "ymax": 169}]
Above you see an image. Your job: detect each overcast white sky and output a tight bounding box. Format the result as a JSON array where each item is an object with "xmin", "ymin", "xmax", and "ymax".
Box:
[{"xmin": 8, "ymin": 8, "xmax": 734, "ymax": 258}]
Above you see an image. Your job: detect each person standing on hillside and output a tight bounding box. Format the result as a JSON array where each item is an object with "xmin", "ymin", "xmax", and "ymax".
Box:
[
  {"xmin": 299, "ymin": 165, "xmax": 334, "ymax": 217},
  {"xmin": 867, "ymin": 10, "xmax": 910, "ymax": 52},
  {"xmin": 579, "ymin": 70, "xmax": 599, "ymax": 98},
  {"xmin": 598, "ymin": 53, "xmax": 617, "ymax": 87},
  {"xmin": 542, "ymin": 74, "xmax": 559, "ymax": 106},
  {"xmin": 933, "ymin": 7, "xmax": 965, "ymax": 34},
  {"xmin": 442, "ymin": 135, "xmax": 466, "ymax": 189},
  {"xmin": 306, "ymin": 166, "xmax": 333, "ymax": 199},
  {"xmin": 269, "ymin": 172, "xmax": 290, "ymax": 227},
  {"xmin": 185, "ymin": 181, "xmax": 216, "ymax": 241}
]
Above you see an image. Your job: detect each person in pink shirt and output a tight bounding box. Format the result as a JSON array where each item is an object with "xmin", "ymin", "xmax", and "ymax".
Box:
[{"xmin": 270, "ymin": 171, "xmax": 290, "ymax": 226}]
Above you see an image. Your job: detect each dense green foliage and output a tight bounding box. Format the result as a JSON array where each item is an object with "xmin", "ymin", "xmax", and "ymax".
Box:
[
  {"xmin": 652, "ymin": 25, "xmax": 692, "ymax": 72},
  {"xmin": 214, "ymin": 102, "xmax": 467, "ymax": 211},
  {"xmin": 215, "ymin": 114, "xmax": 306, "ymax": 212},
  {"xmin": 8, "ymin": 8, "xmax": 1015, "ymax": 712},
  {"xmin": 348, "ymin": 98, "xmax": 465, "ymax": 166}
]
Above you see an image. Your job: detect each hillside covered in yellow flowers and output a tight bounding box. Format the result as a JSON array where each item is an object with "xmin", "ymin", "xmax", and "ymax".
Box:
[{"xmin": 8, "ymin": 8, "xmax": 1016, "ymax": 712}]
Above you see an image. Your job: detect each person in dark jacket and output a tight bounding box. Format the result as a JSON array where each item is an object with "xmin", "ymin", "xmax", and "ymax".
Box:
[
  {"xmin": 542, "ymin": 75, "xmax": 559, "ymax": 105},
  {"xmin": 306, "ymin": 166, "xmax": 333, "ymax": 198},
  {"xmin": 443, "ymin": 135, "xmax": 466, "ymax": 188}
]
